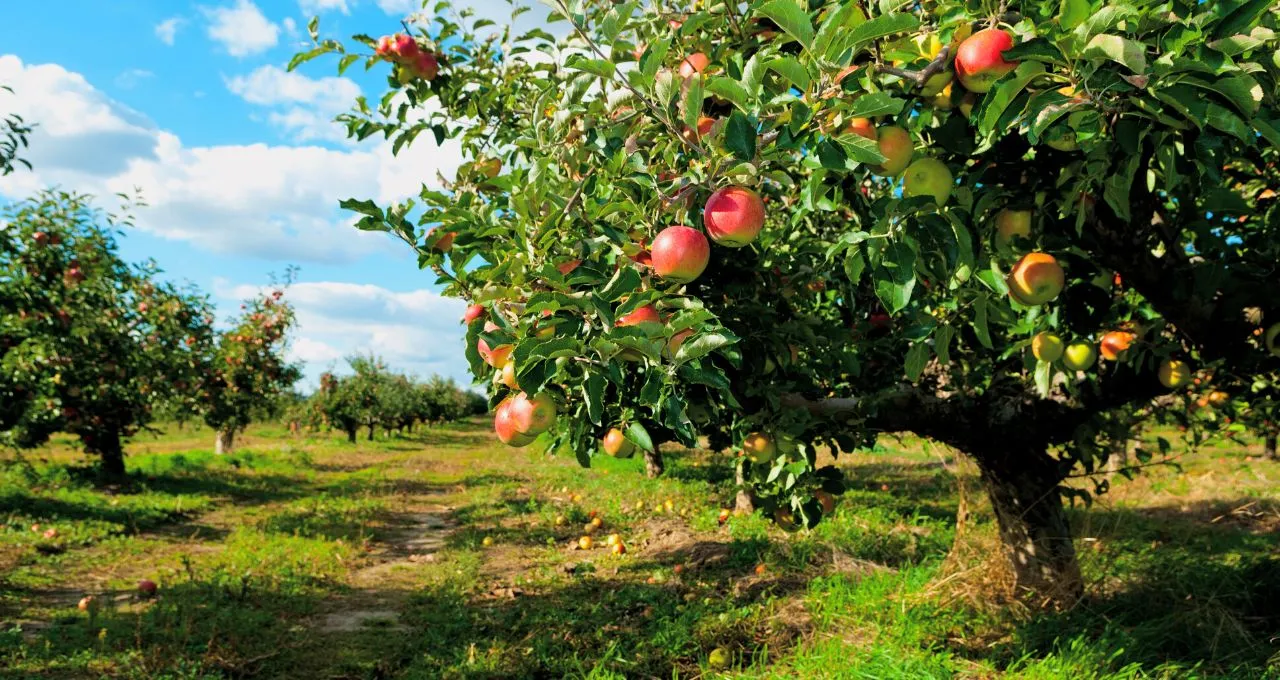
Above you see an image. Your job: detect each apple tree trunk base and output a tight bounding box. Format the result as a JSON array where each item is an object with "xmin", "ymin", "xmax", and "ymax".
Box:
[
  {"xmin": 89, "ymin": 431, "xmax": 126, "ymax": 480},
  {"xmin": 1267, "ymin": 434, "xmax": 1277, "ymax": 461},
  {"xmin": 643, "ymin": 449, "xmax": 664, "ymax": 478},
  {"xmin": 214, "ymin": 429, "xmax": 235, "ymax": 456},
  {"xmin": 734, "ymin": 464, "xmax": 755, "ymax": 514}
]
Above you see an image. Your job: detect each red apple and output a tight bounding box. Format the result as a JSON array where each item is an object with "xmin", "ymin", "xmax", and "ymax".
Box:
[
  {"xmin": 955, "ymin": 28, "xmax": 1017, "ymax": 93},
  {"xmin": 665, "ymin": 328, "xmax": 693, "ymax": 359},
  {"xmin": 846, "ymin": 117, "xmax": 876, "ymax": 140},
  {"xmin": 375, "ymin": 35, "xmax": 396, "ymax": 58},
  {"xmin": 1007, "ymin": 252, "xmax": 1065, "ymax": 305},
  {"xmin": 704, "ymin": 186, "xmax": 765, "ymax": 247},
  {"xmin": 462, "ymin": 304, "xmax": 485, "ymax": 325},
  {"xmin": 138, "ymin": 579, "xmax": 157, "ymax": 597},
  {"xmin": 870, "ymin": 126, "xmax": 913, "ymax": 177},
  {"xmin": 507, "ymin": 391, "xmax": 557, "ymax": 435},
  {"xmin": 433, "ymin": 231, "xmax": 456, "ymax": 252},
  {"xmin": 494, "ymin": 398, "xmax": 535, "ymax": 447},
  {"xmin": 678, "ymin": 52, "xmax": 709, "ymax": 78},
  {"xmin": 412, "ymin": 52, "xmax": 438, "ymax": 80},
  {"xmin": 651, "ymin": 226, "xmax": 710, "ymax": 283},
  {"xmin": 616, "ymin": 304, "xmax": 661, "ymax": 327},
  {"xmin": 32, "ymin": 231, "xmax": 49, "ymax": 246},
  {"xmin": 477, "ymin": 321, "xmax": 513, "ymax": 368},
  {"xmin": 1099, "ymin": 331, "xmax": 1137, "ymax": 361},
  {"xmin": 391, "ymin": 34, "xmax": 419, "ymax": 60}
]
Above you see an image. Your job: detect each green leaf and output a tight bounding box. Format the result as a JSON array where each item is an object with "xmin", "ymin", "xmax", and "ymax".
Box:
[
  {"xmin": 681, "ymin": 74, "xmax": 705, "ymax": 129},
  {"xmin": 705, "ymin": 77, "xmax": 751, "ymax": 113},
  {"xmin": 934, "ymin": 324, "xmax": 954, "ymax": 365},
  {"xmin": 1059, "ymin": 0, "xmax": 1091, "ymax": 30},
  {"xmin": 1083, "ymin": 34, "xmax": 1148, "ymax": 74},
  {"xmin": 625, "ymin": 421, "xmax": 654, "ymax": 453},
  {"xmin": 1212, "ymin": 0, "xmax": 1272, "ymax": 40},
  {"xmin": 846, "ymin": 91, "xmax": 907, "ymax": 118},
  {"xmin": 1000, "ymin": 38, "xmax": 1067, "ymax": 65},
  {"xmin": 583, "ymin": 373, "xmax": 604, "ymax": 426},
  {"xmin": 904, "ymin": 341, "xmax": 929, "ymax": 382},
  {"xmin": 973, "ymin": 295, "xmax": 994, "ymax": 349},
  {"xmin": 766, "ymin": 57, "xmax": 811, "ymax": 91},
  {"xmin": 873, "ymin": 240, "xmax": 916, "ymax": 314},
  {"xmin": 725, "ymin": 111, "xmax": 757, "ymax": 162},
  {"xmin": 758, "ymin": 0, "xmax": 815, "ymax": 50},
  {"xmin": 837, "ymin": 134, "xmax": 887, "ymax": 165},
  {"xmin": 654, "ymin": 69, "xmax": 678, "ymax": 108},
  {"xmin": 742, "ymin": 53, "xmax": 766, "ymax": 95},
  {"xmin": 599, "ymin": 266, "xmax": 641, "ymax": 301},
  {"xmin": 674, "ymin": 331, "xmax": 736, "ymax": 365},
  {"xmin": 565, "ymin": 54, "xmax": 617, "ymax": 79},
  {"xmin": 1034, "ymin": 360, "xmax": 1053, "ymax": 398},
  {"xmin": 976, "ymin": 62, "xmax": 1045, "ymax": 137},
  {"xmin": 844, "ymin": 250, "xmax": 866, "ymax": 284},
  {"xmin": 1177, "ymin": 74, "xmax": 1263, "ymax": 117},
  {"xmin": 844, "ymin": 13, "xmax": 920, "ymax": 52},
  {"xmin": 813, "ymin": 3, "xmax": 862, "ymax": 60}
]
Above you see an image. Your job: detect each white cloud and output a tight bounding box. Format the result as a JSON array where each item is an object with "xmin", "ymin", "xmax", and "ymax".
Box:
[
  {"xmin": 155, "ymin": 17, "xmax": 185, "ymax": 46},
  {"xmin": 0, "ymin": 55, "xmax": 464, "ymax": 264},
  {"xmin": 201, "ymin": 0, "xmax": 280, "ymax": 57},
  {"xmin": 375, "ymin": 0, "xmax": 417, "ymax": 14},
  {"xmin": 282, "ymin": 17, "xmax": 298, "ymax": 37},
  {"xmin": 225, "ymin": 65, "xmax": 360, "ymax": 142},
  {"xmin": 300, "ymin": 0, "xmax": 350, "ymax": 13},
  {"xmin": 215, "ymin": 279, "xmax": 473, "ymax": 389},
  {"xmin": 114, "ymin": 69, "xmax": 155, "ymax": 89}
]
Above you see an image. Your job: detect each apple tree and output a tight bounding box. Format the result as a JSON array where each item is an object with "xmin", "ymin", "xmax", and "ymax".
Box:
[
  {"xmin": 199, "ymin": 281, "xmax": 303, "ymax": 454},
  {"xmin": 297, "ymin": 0, "xmax": 1280, "ymax": 603},
  {"xmin": 1, "ymin": 190, "xmax": 215, "ymax": 478},
  {"xmin": 1, "ymin": 84, "xmax": 32, "ymax": 177}
]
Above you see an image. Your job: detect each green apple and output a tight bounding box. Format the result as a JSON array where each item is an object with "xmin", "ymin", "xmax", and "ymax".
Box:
[
  {"xmin": 902, "ymin": 158, "xmax": 953, "ymax": 206},
  {"xmin": 1062, "ymin": 342, "xmax": 1097, "ymax": 371}
]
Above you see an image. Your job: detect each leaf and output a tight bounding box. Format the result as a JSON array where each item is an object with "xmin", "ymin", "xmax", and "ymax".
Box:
[
  {"xmin": 705, "ymin": 76, "xmax": 751, "ymax": 113},
  {"xmin": 655, "ymin": 69, "xmax": 678, "ymax": 108},
  {"xmin": 674, "ymin": 331, "xmax": 736, "ymax": 365},
  {"xmin": 1059, "ymin": 0, "xmax": 1091, "ymax": 30},
  {"xmin": 935, "ymin": 324, "xmax": 954, "ymax": 365},
  {"xmin": 973, "ymin": 295, "xmax": 994, "ymax": 349},
  {"xmin": 599, "ymin": 266, "xmax": 641, "ymax": 301},
  {"xmin": 837, "ymin": 134, "xmax": 886, "ymax": 165},
  {"xmin": 976, "ymin": 62, "xmax": 1045, "ymax": 137},
  {"xmin": 1083, "ymin": 34, "xmax": 1148, "ymax": 74},
  {"xmin": 846, "ymin": 91, "xmax": 907, "ymax": 118},
  {"xmin": 844, "ymin": 12, "xmax": 920, "ymax": 51},
  {"xmin": 681, "ymin": 74, "xmax": 705, "ymax": 129},
  {"xmin": 1212, "ymin": 0, "xmax": 1272, "ymax": 40},
  {"xmin": 873, "ymin": 240, "xmax": 916, "ymax": 314},
  {"xmin": 1034, "ymin": 360, "xmax": 1053, "ymax": 398},
  {"xmin": 844, "ymin": 250, "xmax": 866, "ymax": 284},
  {"xmin": 813, "ymin": 2, "xmax": 862, "ymax": 59},
  {"xmin": 565, "ymin": 54, "xmax": 617, "ymax": 79},
  {"xmin": 742, "ymin": 52, "xmax": 766, "ymax": 95},
  {"xmin": 904, "ymin": 341, "xmax": 929, "ymax": 382},
  {"xmin": 725, "ymin": 111, "xmax": 757, "ymax": 162},
  {"xmin": 1001, "ymin": 38, "xmax": 1067, "ymax": 65},
  {"xmin": 1177, "ymin": 74, "xmax": 1263, "ymax": 117},
  {"xmin": 583, "ymin": 373, "xmax": 604, "ymax": 425},
  {"xmin": 625, "ymin": 421, "xmax": 654, "ymax": 453},
  {"xmin": 758, "ymin": 0, "xmax": 815, "ymax": 50},
  {"xmin": 766, "ymin": 57, "xmax": 811, "ymax": 91}
]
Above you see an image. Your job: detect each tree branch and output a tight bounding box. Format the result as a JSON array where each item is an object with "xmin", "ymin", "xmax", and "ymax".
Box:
[{"xmin": 873, "ymin": 45, "xmax": 951, "ymax": 89}]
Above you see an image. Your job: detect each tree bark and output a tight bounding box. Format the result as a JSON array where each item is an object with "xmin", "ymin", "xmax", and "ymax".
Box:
[
  {"xmin": 90, "ymin": 431, "xmax": 126, "ymax": 480},
  {"xmin": 1266, "ymin": 434, "xmax": 1277, "ymax": 461},
  {"xmin": 346, "ymin": 428, "xmax": 357, "ymax": 443},
  {"xmin": 733, "ymin": 463, "xmax": 755, "ymax": 514},
  {"xmin": 367, "ymin": 424, "xmax": 375, "ymax": 441},
  {"xmin": 642, "ymin": 448, "xmax": 664, "ymax": 478},
  {"xmin": 976, "ymin": 450, "xmax": 1082, "ymax": 606},
  {"xmin": 1105, "ymin": 437, "xmax": 1128, "ymax": 477},
  {"xmin": 214, "ymin": 429, "xmax": 235, "ymax": 455}
]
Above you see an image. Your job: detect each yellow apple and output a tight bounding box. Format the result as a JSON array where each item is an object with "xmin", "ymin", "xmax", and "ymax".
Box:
[
  {"xmin": 1062, "ymin": 342, "xmax": 1097, "ymax": 371},
  {"xmin": 1031, "ymin": 331, "xmax": 1065, "ymax": 363}
]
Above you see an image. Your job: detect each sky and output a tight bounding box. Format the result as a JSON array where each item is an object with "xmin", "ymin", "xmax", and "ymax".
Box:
[{"xmin": 0, "ymin": 0, "xmax": 556, "ymax": 392}]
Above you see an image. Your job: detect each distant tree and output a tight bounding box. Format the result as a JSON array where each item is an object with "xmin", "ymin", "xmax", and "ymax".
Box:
[{"xmin": 1, "ymin": 191, "xmax": 214, "ymax": 478}]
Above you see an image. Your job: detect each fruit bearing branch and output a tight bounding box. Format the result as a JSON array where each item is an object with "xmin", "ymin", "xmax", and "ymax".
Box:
[{"xmin": 873, "ymin": 45, "xmax": 952, "ymax": 89}]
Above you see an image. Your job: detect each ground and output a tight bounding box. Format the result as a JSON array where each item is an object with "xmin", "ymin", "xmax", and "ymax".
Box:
[{"xmin": 1, "ymin": 419, "xmax": 1277, "ymax": 679}]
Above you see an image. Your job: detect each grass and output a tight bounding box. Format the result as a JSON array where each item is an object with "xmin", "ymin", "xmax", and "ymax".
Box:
[{"xmin": 0, "ymin": 420, "xmax": 1276, "ymax": 679}]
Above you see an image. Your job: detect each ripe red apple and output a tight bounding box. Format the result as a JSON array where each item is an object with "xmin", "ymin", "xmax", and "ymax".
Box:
[
  {"xmin": 1099, "ymin": 331, "xmax": 1137, "ymax": 361},
  {"xmin": 955, "ymin": 28, "xmax": 1017, "ymax": 93},
  {"xmin": 494, "ymin": 398, "xmax": 536, "ymax": 447},
  {"xmin": 678, "ymin": 52, "xmax": 709, "ymax": 78},
  {"xmin": 138, "ymin": 579, "xmax": 157, "ymax": 597},
  {"xmin": 869, "ymin": 126, "xmax": 913, "ymax": 177},
  {"xmin": 902, "ymin": 158, "xmax": 953, "ymax": 206},
  {"xmin": 478, "ymin": 321, "xmax": 514, "ymax": 368},
  {"xmin": 462, "ymin": 304, "xmax": 485, "ymax": 325},
  {"xmin": 412, "ymin": 51, "xmax": 438, "ymax": 80},
  {"xmin": 995, "ymin": 209, "xmax": 1032, "ymax": 247},
  {"xmin": 603, "ymin": 428, "xmax": 635, "ymax": 457},
  {"xmin": 665, "ymin": 328, "xmax": 693, "ymax": 360},
  {"xmin": 391, "ymin": 33, "xmax": 419, "ymax": 60},
  {"xmin": 704, "ymin": 186, "xmax": 765, "ymax": 247},
  {"xmin": 507, "ymin": 391, "xmax": 557, "ymax": 435},
  {"xmin": 1007, "ymin": 253, "xmax": 1065, "ymax": 305},
  {"xmin": 375, "ymin": 35, "xmax": 396, "ymax": 58},
  {"xmin": 651, "ymin": 226, "xmax": 710, "ymax": 283},
  {"xmin": 846, "ymin": 117, "xmax": 876, "ymax": 140},
  {"xmin": 433, "ymin": 231, "xmax": 456, "ymax": 252},
  {"xmin": 616, "ymin": 304, "xmax": 661, "ymax": 327}
]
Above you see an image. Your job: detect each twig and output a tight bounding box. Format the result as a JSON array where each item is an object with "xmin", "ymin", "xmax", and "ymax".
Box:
[{"xmin": 874, "ymin": 45, "xmax": 952, "ymax": 89}]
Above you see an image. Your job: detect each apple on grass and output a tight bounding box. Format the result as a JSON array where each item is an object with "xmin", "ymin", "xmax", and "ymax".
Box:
[
  {"xmin": 1032, "ymin": 331, "xmax": 1065, "ymax": 363},
  {"xmin": 651, "ymin": 226, "xmax": 710, "ymax": 283},
  {"xmin": 1062, "ymin": 342, "xmax": 1097, "ymax": 371},
  {"xmin": 137, "ymin": 579, "xmax": 157, "ymax": 597},
  {"xmin": 1007, "ymin": 253, "xmax": 1065, "ymax": 305},
  {"xmin": 955, "ymin": 28, "xmax": 1017, "ymax": 93},
  {"xmin": 869, "ymin": 127, "xmax": 913, "ymax": 177},
  {"xmin": 703, "ymin": 186, "xmax": 765, "ymax": 247},
  {"xmin": 902, "ymin": 158, "xmax": 953, "ymax": 206}
]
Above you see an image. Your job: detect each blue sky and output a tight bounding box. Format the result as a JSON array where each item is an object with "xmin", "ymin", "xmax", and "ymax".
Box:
[{"xmin": 0, "ymin": 0, "xmax": 548, "ymax": 391}]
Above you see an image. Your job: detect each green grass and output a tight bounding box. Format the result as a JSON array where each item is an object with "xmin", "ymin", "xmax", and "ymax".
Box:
[{"xmin": 0, "ymin": 419, "xmax": 1277, "ymax": 678}]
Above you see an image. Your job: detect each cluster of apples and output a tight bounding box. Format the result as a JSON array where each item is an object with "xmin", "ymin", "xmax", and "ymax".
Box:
[
  {"xmin": 1032, "ymin": 328, "xmax": 1195, "ymax": 389},
  {"xmin": 645, "ymin": 185, "xmax": 767, "ymax": 284},
  {"xmin": 493, "ymin": 391, "xmax": 557, "ymax": 447},
  {"xmin": 374, "ymin": 33, "xmax": 438, "ymax": 82}
]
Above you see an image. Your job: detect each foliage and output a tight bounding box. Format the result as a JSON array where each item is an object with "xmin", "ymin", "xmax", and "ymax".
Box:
[
  {"xmin": 313, "ymin": 355, "xmax": 483, "ymax": 440},
  {"xmin": 0, "ymin": 191, "xmax": 215, "ymax": 476},
  {"xmin": 0, "ymin": 84, "xmax": 33, "ymax": 176}
]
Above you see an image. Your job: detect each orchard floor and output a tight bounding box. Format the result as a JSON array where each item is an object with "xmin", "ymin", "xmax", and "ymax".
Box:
[{"xmin": 1, "ymin": 420, "xmax": 1278, "ymax": 679}]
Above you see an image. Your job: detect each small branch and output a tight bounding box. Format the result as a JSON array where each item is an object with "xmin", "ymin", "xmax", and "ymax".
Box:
[{"xmin": 873, "ymin": 45, "xmax": 951, "ymax": 89}]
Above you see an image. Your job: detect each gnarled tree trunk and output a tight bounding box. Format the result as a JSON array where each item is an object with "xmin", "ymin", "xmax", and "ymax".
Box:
[
  {"xmin": 642, "ymin": 448, "xmax": 664, "ymax": 478},
  {"xmin": 345, "ymin": 427, "xmax": 357, "ymax": 443},
  {"xmin": 734, "ymin": 463, "xmax": 755, "ymax": 514},
  {"xmin": 975, "ymin": 448, "xmax": 1082, "ymax": 606},
  {"xmin": 214, "ymin": 429, "xmax": 235, "ymax": 455}
]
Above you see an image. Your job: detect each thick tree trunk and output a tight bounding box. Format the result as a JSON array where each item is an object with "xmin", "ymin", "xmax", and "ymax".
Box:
[
  {"xmin": 367, "ymin": 424, "xmax": 375, "ymax": 441},
  {"xmin": 1105, "ymin": 437, "xmax": 1128, "ymax": 476},
  {"xmin": 91, "ymin": 431, "xmax": 126, "ymax": 480},
  {"xmin": 1266, "ymin": 434, "xmax": 1277, "ymax": 461},
  {"xmin": 976, "ymin": 452, "xmax": 1082, "ymax": 606},
  {"xmin": 214, "ymin": 429, "xmax": 235, "ymax": 455},
  {"xmin": 734, "ymin": 463, "xmax": 755, "ymax": 514},
  {"xmin": 346, "ymin": 428, "xmax": 357, "ymax": 443},
  {"xmin": 643, "ymin": 448, "xmax": 664, "ymax": 478}
]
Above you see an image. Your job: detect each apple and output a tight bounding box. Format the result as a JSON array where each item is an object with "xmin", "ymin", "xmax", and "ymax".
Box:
[
  {"xmin": 1031, "ymin": 331, "xmax": 1065, "ymax": 363},
  {"xmin": 78, "ymin": 595, "xmax": 98, "ymax": 613},
  {"xmin": 482, "ymin": 536, "xmax": 494, "ymax": 547},
  {"xmin": 742, "ymin": 432, "xmax": 776, "ymax": 463},
  {"xmin": 664, "ymin": 328, "xmax": 693, "ymax": 360},
  {"xmin": 869, "ymin": 126, "xmax": 913, "ymax": 177},
  {"xmin": 462, "ymin": 304, "xmax": 485, "ymax": 325},
  {"xmin": 995, "ymin": 209, "xmax": 1032, "ymax": 247},
  {"xmin": 554, "ymin": 514, "xmax": 567, "ymax": 526},
  {"xmin": 651, "ymin": 225, "xmax": 710, "ymax": 283},
  {"xmin": 557, "ymin": 259, "xmax": 581, "ymax": 276},
  {"xmin": 1264, "ymin": 322, "xmax": 1280, "ymax": 357},
  {"xmin": 578, "ymin": 535, "xmax": 594, "ymax": 550},
  {"xmin": 678, "ymin": 52, "xmax": 709, "ymax": 78},
  {"xmin": 500, "ymin": 361, "xmax": 519, "ymax": 389},
  {"xmin": 507, "ymin": 391, "xmax": 557, "ymax": 435},
  {"xmin": 1158, "ymin": 359, "xmax": 1191, "ymax": 389},
  {"xmin": 1208, "ymin": 390, "xmax": 1229, "ymax": 407},
  {"xmin": 32, "ymin": 231, "xmax": 49, "ymax": 246},
  {"xmin": 603, "ymin": 428, "xmax": 635, "ymax": 458},
  {"xmin": 717, "ymin": 508, "xmax": 731, "ymax": 524},
  {"xmin": 902, "ymin": 158, "xmax": 953, "ymax": 206},
  {"xmin": 494, "ymin": 399, "xmax": 536, "ymax": 447},
  {"xmin": 137, "ymin": 579, "xmax": 157, "ymax": 597},
  {"xmin": 1099, "ymin": 331, "xmax": 1137, "ymax": 361},
  {"xmin": 433, "ymin": 231, "xmax": 456, "ymax": 252},
  {"xmin": 703, "ymin": 186, "xmax": 765, "ymax": 247},
  {"xmin": 815, "ymin": 490, "xmax": 836, "ymax": 514},
  {"xmin": 955, "ymin": 28, "xmax": 1017, "ymax": 93},
  {"xmin": 846, "ymin": 117, "xmax": 876, "ymax": 140},
  {"xmin": 1062, "ymin": 342, "xmax": 1097, "ymax": 371},
  {"xmin": 1007, "ymin": 252, "xmax": 1065, "ymax": 305},
  {"xmin": 475, "ymin": 157, "xmax": 502, "ymax": 179},
  {"xmin": 412, "ymin": 51, "xmax": 439, "ymax": 80},
  {"xmin": 754, "ymin": 563, "xmax": 767, "ymax": 575},
  {"xmin": 958, "ymin": 93, "xmax": 978, "ymax": 119},
  {"xmin": 709, "ymin": 647, "xmax": 731, "ymax": 670},
  {"xmin": 616, "ymin": 304, "xmax": 661, "ymax": 328},
  {"xmin": 590, "ymin": 516, "xmax": 604, "ymax": 529},
  {"xmin": 477, "ymin": 321, "xmax": 514, "ymax": 368},
  {"xmin": 929, "ymin": 81, "xmax": 956, "ymax": 110},
  {"xmin": 375, "ymin": 35, "xmax": 396, "ymax": 58},
  {"xmin": 606, "ymin": 533, "xmax": 621, "ymax": 546},
  {"xmin": 611, "ymin": 542, "xmax": 626, "ymax": 555},
  {"xmin": 391, "ymin": 34, "xmax": 419, "ymax": 60}
]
